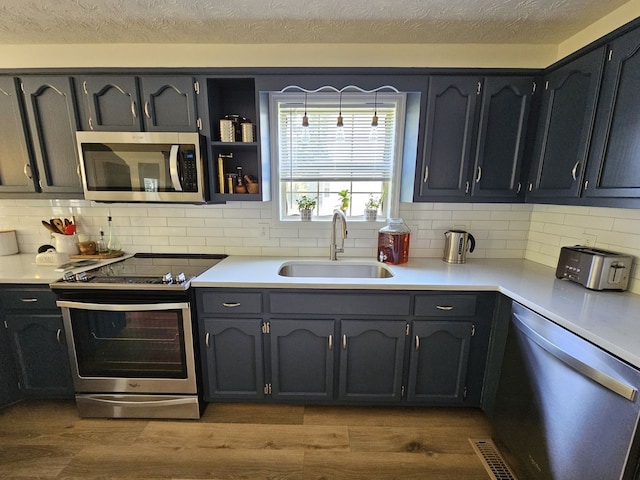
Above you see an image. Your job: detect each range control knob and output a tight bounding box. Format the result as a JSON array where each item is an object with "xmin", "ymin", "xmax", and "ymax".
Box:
[
  {"xmin": 162, "ymin": 272, "xmax": 173, "ymax": 284},
  {"xmin": 176, "ymin": 273, "xmax": 187, "ymax": 284}
]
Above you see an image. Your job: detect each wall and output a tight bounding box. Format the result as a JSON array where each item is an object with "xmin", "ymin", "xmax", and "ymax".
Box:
[
  {"xmin": 526, "ymin": 204, "xmax": 640, "ymax": 294},
  {"xmin": 557, "ymin": 0, "xmax": 640, "ymax": 59},
  {"xmin": 0, "ymin": 199, "xmax": 531, "ymax": 260}
]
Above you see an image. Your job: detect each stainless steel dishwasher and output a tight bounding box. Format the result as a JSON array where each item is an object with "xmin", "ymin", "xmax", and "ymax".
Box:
[{"xmin": 492, "ymin": 302, "xmax": 640, "ymax": 480}]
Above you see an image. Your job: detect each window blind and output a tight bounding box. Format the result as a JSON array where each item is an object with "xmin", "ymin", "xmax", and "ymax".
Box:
[{"xmin": 277, "ymin": 96, "xmax": 398, "ymax": 182}]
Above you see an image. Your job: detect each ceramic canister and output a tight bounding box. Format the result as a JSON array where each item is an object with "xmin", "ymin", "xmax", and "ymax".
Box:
[{"xmin": 0, "ymin": 230, "xmax": 19, "ymax": 256}]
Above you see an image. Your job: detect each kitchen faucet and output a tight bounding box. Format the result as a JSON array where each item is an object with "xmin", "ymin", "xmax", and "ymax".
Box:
[{"xmin": 330, "ymin": 209, "xmax": 348, "ymax": 260}]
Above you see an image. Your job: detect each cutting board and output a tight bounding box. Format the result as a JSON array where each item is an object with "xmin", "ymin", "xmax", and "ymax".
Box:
[{"xmin": 69, "ymin": 251, "xmax": 125, "ymax": 259}]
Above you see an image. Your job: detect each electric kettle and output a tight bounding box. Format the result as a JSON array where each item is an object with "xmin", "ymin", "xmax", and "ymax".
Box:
[{"xmin": 443, "ymin": 230, "xmax": 475, "ymax": 263}]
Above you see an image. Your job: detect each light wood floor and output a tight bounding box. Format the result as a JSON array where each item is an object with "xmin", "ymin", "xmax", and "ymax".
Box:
[{"xmin": 0, "ymin": 400, "xmax": 493, "ymax": 479}]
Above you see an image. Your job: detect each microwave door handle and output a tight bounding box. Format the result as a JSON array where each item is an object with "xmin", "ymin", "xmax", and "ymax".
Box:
[{"xmin": 169, "ymin": 144, "xmax": 183, "ymax": 191}]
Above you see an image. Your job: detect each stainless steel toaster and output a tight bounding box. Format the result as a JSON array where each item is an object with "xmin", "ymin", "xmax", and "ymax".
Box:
[{"xmin": 555, "ymin": 245, "xmax": 633, "ymax": 291}]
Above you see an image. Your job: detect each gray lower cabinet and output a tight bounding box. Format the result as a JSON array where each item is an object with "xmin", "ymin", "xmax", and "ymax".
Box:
[
  {"xmin": 0, "ymin": 314, "xmax": 20, "ymax": 407},
  {"xmin": 0, "ymin": 287, "xmax": 74, "ymax": 399},
  {"xmin": 202, "ymin": 318, "xmax": 264, "ymax": 400},
  {"xmin": 197, "ymin": 288, "xmax": 496, "ymax": 406},
  {"xmin": 406, "ymin": 321, "xmax": 473, "ymax": 403},
  {"xmin": 338, "ymin": 320, "xmax": 406, "ymax": 403},
  {"xmin": 270, "ymin": 319, "xmax": 335, "ymax": 401}
]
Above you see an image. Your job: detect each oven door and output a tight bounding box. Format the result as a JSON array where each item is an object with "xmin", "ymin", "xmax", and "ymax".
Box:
[{"xmin": 57, "ymin": 301, "xmax": 197, "ymax": 395}]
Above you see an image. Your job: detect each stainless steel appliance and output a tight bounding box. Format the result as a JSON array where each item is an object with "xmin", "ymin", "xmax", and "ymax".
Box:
[
  {"xmin": 492, "ymin": 302, "xmax": 640, "ymax": 479},
  {"xmin": 76, "ymin": 131, "xmax": 206, "ymax": 203},
  {"xmin": 442, "ymin": 229, "xmax": 476, "ymax": 263},
  {"xmin": 555, "ymin": 245, "xmax": 633, "ymax": 291},
  {"xmin": 51, "ymin": 253, "xmax": 224, "ymax": 419}
]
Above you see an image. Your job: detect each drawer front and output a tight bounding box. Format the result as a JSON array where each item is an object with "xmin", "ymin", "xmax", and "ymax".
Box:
[
  {"xmin": 270, "ymin": 292, "xmax": 411, "ymax": 316},
  {"xmin": 414, "ymin": 294, "xmax": 477, "ymax": 317},
  {"xmin": 200, "ymin": 291, "xmax": 263, "ymax": 314},
  {"xmin": 0, "ymin": 288, "xmax": 59, "ymax": 311}
]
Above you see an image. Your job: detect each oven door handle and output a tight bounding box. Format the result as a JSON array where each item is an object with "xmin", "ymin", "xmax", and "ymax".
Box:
[{"xmin": 56, "ymin": 301, "xmax": 190, "ymax": 312}]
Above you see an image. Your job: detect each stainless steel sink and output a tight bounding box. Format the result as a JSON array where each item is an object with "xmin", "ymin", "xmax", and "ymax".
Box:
[{"xmin": 278, "ymin": 261, "xmax": 394, "ymax": 278}]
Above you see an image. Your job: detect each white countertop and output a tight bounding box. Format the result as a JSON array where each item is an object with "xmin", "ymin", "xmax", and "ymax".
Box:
[
  {"xmin": 0, "ymin": 253, "xmax": 131, "ymax": 284},
  {"xmin": 193, "ymin": 256, "xmax": 640, "ymax": 368}
]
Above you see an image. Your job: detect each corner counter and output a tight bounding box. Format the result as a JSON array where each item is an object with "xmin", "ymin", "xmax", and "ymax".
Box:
[{"xmin": 193, "ymin": 256, "xmax": 640, "ymax": 368}]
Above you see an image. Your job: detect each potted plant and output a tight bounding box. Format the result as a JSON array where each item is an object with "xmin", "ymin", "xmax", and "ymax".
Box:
[
  {"xmin": 364, "ymin": 194, "xmax": 382, "ymax": 221},
  {"xmin": 296, "ymin": 195, "xmax": 317, "ymax": 221},
  {"xmin": 337, "ymin": 189, "xmax": 350, "ymax": 213}
]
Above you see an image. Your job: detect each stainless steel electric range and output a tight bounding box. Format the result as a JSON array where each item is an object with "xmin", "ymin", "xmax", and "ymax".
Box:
[{"xmin": 50, "ymin": 253, "xmax": 225, "ymax": 419}]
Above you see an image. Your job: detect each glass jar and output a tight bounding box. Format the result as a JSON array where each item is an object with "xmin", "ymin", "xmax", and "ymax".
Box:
[{"xmin": 377, "ymin": 218, "xmax": 411, "ymax": 265}]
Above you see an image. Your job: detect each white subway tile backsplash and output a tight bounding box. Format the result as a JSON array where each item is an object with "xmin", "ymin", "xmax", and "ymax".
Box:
[{"xmin": 2, "ymin": 200, "xmax": 639, "ymax": 293}]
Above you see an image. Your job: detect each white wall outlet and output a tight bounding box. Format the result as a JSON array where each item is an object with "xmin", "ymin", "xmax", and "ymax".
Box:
[
  {"xmin": 258, "ymin": 223, "xmax": 270, "ymax": 239},
  {"xmin": 582, "ymin": 234, "xmax": 596, "ymax": 246}
]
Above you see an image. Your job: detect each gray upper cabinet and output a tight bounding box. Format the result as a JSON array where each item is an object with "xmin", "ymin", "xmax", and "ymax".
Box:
[
  {"xmin": 584, "ymin": 27, "xmax": 640, "ymax": 199},
  {"xmin": 81, "ymin": 76, "xmax": 141, "ymax": 131},
  {"xmin": 527, "ymin": 47, "xmax": 606, "ymax": 199},
  {"xmin": 418, "ymin": 76, "xmax": 480, "ymax": 199},
  {"xmin": 20, "ymin": 76, "xmax": 82, "ymax": 194},
  {"xmin": 0, "ymin": 76, "xmax": 36, "ymax": 193},
  {"xmin": 416, "ymin": 75, "xmax": 534, "ymax": 201},
  {"xmin": 471, "ymin": 76, "xmax": 535, "ymax": 199},
  {"xmin": 140, "ymin": 76, "xmax": 199, "ymax": 132},
  {"xmin": 80, "ymin": 75, "xmax": 199, "ymax": 132}
]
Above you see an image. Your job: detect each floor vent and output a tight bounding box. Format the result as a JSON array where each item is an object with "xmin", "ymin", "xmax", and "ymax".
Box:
[{"xmin": 469, "ymin": 438, "xmax": 518, "ymax": 480}]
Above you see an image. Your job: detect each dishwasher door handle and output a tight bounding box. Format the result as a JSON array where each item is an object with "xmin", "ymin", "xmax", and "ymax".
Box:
[{"xmin": 513, "ymin": 314, "xmax": 638, "ymax": 402}]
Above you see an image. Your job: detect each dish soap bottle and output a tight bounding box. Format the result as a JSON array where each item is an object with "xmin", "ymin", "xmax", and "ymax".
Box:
[
  {"xmin": 106, "ymin": 214, "xmax": 121, "ymax": 253},
  {"xmin": 377, "ymin": 218, "xmax": 411, "ymax": 265}
]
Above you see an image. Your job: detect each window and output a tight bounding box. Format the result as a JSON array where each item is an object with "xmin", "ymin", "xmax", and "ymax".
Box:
[{"xmin": 270, "ymin": 91, "xmax": 406, "ymax": 221}]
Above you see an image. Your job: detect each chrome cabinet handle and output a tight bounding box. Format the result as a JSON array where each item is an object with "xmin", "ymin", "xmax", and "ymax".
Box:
[
  {"xmin": 571, "ymin": 161, "xmax": 580, "ymax": 181},
  {"xmin": 131, "ymin": 101, "xmax": 137, "ymax": 118},
  {"xmin": 56, "ymin": 328, "xmax": 63, "ymax": 345},
  {"xmin": 423, "ymin": 166, "xmax": 429, "ymax": 183},
  {"xmin": 20, "ymin": 298, "xmax": 38, "ymax": 303},
  {"xmin": 342, "ymin": 334, "xmax": 347, "ymax": 350},
  {"xmin": 517, "ymin": 182, "xmax": 522, "ymax": 194},
  {"xmin": 415, "ymin": 336, "xmax": 420, "ymax": 351},
  {"xmin": 475, "ymin": 166, "xmax": 482, "ymax": 183},
  {"xmin": 328, "ymin": 335, "xmax": 333, "ymax": 350},
  {"xmin": 144, "ymin": 101, "xmax": 151, "ymax": 119},
  {"xmin": 23, "ymin": 164, "xmax": 32, "ymax": 180},
  {"xmin": 436, "ymin": 305, "xmax": 454, "ymax": 311},
  {"xmin": 465, "ymin": 181, "xmax": 470, "ymax": 194},
  {"xmin": 205, "ymin": 332, "xmax": 210, "ymax": 348},
  {"xmin": 222, "ymin": 302, "xmax": 241, "ymax": 308}
]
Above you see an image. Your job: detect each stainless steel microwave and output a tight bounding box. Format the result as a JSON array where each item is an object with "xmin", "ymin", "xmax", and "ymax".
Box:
[{"xmin": 76, "ymin": 131, "xmax": 206, "ymax": 203}]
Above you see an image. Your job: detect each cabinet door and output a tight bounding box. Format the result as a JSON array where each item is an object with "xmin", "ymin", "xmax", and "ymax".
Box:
[
  {"xmin": 81, "ymin": 76, "xmax": 141, "ymax": 131},
  {"xmin": 21, "ymin": 76, "xmax": 82, "ymax": 194},
  {"xmin": 0, "ymin": 76, "xmax": 37, "ymax": 193},
  {"xmin": 270, "ymin": 319, "xmax": 335, "ymax": 402},
  {"xmin": 407, "ymin": 321, "xmax": 473, "ymax": 404},
  {"xmin": 338, "ymin": 320, "xmax": 406, "ymax": 403},
  {"xmin": 140, "ymin": 76, "xmax": 199, "ymax": 132},
  {"xmin": 202, "ymin": 318, "xmax": 264, "ymax": 401},
  {"xmin": 527, "ymin": 47, "xmax": 606, "ymax": 198},
  {"xmin": 585, "ymin": 27, "xmax": 640, "ymax": 198},
  {"xmin": 417, "ymin": 76, "xmax": 480, "ymax": 199},
  {"xmin": 471, "ymin": 77, "xmax": 534, "ymax": 199},
  {"xmin": 5, "ymin": 314, "xmax": 73, "ymax": 398},
  {"xmin": 0, "ymin": 317, "xmax": 20, "ymax": 406}
]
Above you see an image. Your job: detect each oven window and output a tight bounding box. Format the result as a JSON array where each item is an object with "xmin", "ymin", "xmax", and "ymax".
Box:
[{"xmin": 69, "ymin": 308, "xmax": 188, "ymax": 379}]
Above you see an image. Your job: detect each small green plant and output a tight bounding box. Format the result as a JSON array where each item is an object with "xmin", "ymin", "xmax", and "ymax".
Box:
[
  {"xmin": 338, "ymin": 189, "xmax": 350, "ymax": 212},
  {"xmin": 365, "ymin": 194, "xmax": 382, "ymax": 210},
  {"xmin": 295, "ymin": 195, "xmax": 317, "ymax": 210}
]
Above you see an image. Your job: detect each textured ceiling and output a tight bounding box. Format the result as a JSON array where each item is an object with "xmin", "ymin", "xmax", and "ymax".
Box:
[{"xmin": 0, "ymin": 0, "xmax": 630, "ymax": 45}]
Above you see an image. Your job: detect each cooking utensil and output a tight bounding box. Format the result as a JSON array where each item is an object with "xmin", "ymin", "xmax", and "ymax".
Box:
[
  {"xmin": 42, "ymin": 220, "xmax": 58, "ymax": 233},
  {"xmin": 51, "ymin": 218, "xmax": 65, "ymax": 234},
  {"xmin": 64, "ymin": 224, "xmax": 77, "ymax": 235}
]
